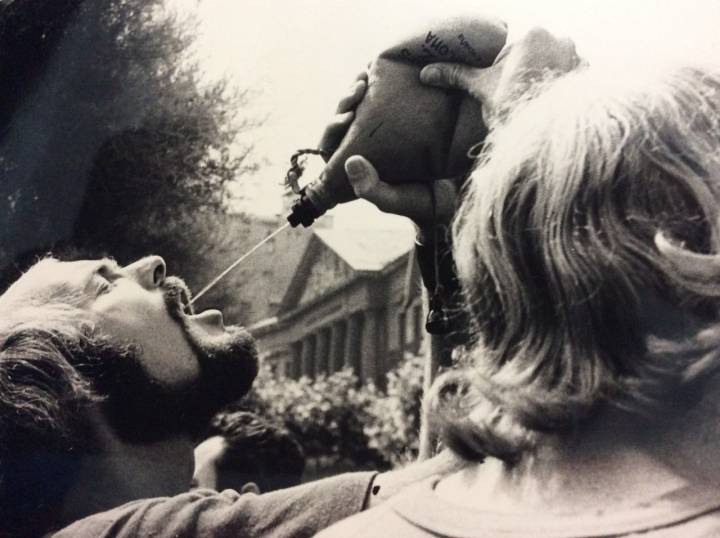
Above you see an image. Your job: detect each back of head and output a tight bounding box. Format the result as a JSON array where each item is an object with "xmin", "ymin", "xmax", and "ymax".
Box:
[
  {"xmin": 438, "ymin": 62, "xmax": 720, "ymax": 462},
  {"xmin": 0, "ymin": 301, "xmax": 101, "ymax": 537},
  {"xmin": 207, "ymin": 411, "xmax": 305, "ymax": 493},
  {"xmin": 0, "ymin": 259, "xmax": 137, "ymax": 537}
]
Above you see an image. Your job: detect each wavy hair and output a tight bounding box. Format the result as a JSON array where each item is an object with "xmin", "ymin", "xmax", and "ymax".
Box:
[
  {"xmin": 0, "ymin": 291, "xmax": 136, "ymax": 537},
  {"xmin": 429, "ymin": 63, "xmax": 720, "ymax": 462}
]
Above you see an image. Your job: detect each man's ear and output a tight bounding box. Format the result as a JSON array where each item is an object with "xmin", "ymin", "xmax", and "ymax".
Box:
[{"xmin": 240, "ymin": 481, "xmax": 261, "ymax": 495}]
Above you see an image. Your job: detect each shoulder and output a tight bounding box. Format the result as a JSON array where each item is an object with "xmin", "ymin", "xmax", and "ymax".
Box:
[
  {"xmin": 316, "ymin": 478, "xmax": 445, "ymax": 538},
  {"xmin": 635, "ymin": 508, "xmax": 720, "ymax": 537},
  {"xmin": 315, "ymin": 504, "xmax": 428, "ymax": 538}
]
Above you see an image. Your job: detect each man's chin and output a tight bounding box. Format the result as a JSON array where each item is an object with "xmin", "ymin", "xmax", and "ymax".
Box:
[
  {"xmin": 95, "ymin": 321, "xmax": 258, "ymax": 445},
  {"xmin": 185, "ymin": 322, "xmax": 259, "ymax": 409}
]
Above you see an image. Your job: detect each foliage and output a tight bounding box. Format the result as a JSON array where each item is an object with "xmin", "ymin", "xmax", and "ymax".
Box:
[
  {"xmin": 0, "ymin": 0, "xmax": 257, "ymax": 296},
  {"xmin": 243, "ymin": 365, "xmax": 388, "ymax": 468},
  {"xmin": 364, "ymin": 353, "xmax": 424, "ymax": 465},
  {"xmin": 0, "ymin": 0, "xmax": 85, "ymax": 129},
  {"xmin": 242, "ymin": 353, "xmax": 426, "ymax": 471}
]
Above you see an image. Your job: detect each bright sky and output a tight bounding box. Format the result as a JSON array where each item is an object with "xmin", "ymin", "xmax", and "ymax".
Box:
[{"xmin": 173, "ymin": 0, "xmax": 720, "ymax": 229}]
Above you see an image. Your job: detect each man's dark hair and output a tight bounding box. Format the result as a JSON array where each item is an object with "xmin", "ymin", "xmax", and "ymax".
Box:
[
  {"xmin": 0, "ymin": 256, "xmax": 259, "ymax": 536},
  {"xmin": 0, "ymin": 299, "xmax": 135, "ymax": 537},
  {"xmin": 207, "ymin": 411, "xmax": 305, "ymax": 493}
]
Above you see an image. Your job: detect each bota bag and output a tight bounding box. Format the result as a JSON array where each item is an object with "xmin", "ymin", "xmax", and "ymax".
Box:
[{"xmin": 286, "ymin": 16, "xmax": 507, "ymax": 227}]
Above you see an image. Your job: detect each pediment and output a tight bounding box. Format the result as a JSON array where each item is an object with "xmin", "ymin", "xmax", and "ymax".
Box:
[
  {"xmin": 279, "ymin": 235, "xmax": 358, "ymax": 311},
  {"xmin": 278, "ymin": 228, "xmax": 414, "ymax": 314}
]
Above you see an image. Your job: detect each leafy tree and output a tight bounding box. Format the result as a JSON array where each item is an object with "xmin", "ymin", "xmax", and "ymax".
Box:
[
  {"xmin": 0, "ymin": 0, "xmax": 85, "ymax": 130},
  {"xmin": 0, "ymin": 0, "xmax": 257, "ymax": 295}
]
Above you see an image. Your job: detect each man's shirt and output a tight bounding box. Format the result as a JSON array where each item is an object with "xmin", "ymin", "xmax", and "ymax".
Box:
[
  {"xmin": 317, "ymin": 476, "xmax": 720, "ymax": 538},
  {"xmin": 47, "ymin": 471, "xmax": 375, "ymax": 538}
]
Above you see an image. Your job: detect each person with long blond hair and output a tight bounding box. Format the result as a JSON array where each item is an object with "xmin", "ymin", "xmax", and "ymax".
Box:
[{"xmin": 319, "ymin": 29, "xmax": 720, "ymax": 537}]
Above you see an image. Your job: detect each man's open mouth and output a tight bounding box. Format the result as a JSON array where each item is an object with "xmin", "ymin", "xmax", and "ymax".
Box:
[{"xmin": 179, "ymin": 287, "xmax": 194, "ymax": 315}]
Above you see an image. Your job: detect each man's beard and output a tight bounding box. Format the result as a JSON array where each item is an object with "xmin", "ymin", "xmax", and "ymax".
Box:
[{"xmin": 93, "ymin": 277, "xmax": 259, "ymax": 444}]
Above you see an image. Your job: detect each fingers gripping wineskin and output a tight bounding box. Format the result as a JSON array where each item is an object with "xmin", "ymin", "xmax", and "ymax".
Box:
[{"xmin": 287, "ymin": 16, "xmax": 507, "ymax": 227}]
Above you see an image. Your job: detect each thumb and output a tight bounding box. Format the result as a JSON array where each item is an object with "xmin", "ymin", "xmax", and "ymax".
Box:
[
  {"xmin": 420, "ymin": 62, "xmax": 476, "ymax": 92},
  {"xmin": 345, "ymin": 155, "xmax": 381, "ymax": 200},
  {"xmin": 345, "ymin": 155, "xmax": 378, "ymax": 182}
]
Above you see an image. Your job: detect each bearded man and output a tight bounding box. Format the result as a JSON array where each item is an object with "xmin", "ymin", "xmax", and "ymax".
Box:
[{"xmin": 0, "ymin": 255, "xmax": 456, "ymax": 538}]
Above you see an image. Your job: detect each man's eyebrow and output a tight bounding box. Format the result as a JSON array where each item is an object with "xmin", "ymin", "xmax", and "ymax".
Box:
[{"xmin": 83, "ymin": 259, "xmax": 121, "ymax": 290}]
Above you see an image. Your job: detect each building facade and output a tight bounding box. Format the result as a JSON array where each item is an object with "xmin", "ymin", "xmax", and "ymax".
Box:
[
  {"xmin": 249, "ymin": 228, "xmax": 426, "ymax": 385},
  {"xmin": 195, "ymin": 213, "xmax": 314, "ymax": 327}
]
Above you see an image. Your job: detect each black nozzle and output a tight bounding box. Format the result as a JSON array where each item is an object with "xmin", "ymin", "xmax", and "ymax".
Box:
[{"xmin": 287, "ymin": 192, "xmax": 322, "ymax": 228}]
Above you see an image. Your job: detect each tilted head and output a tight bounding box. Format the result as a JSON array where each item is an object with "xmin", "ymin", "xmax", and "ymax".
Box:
[
  {"xmin": 0, "ymin": 256, "xmax": 257, "ymax": 536},
  {"xmin": 436, "ymin": 61, "xmax": 720, "ymax": 462}
]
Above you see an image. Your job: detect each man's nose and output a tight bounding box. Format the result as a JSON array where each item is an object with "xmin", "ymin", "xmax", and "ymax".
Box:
[{"xmin": 124, "ymin": 256, "xmax": 166, "ymax": 289}]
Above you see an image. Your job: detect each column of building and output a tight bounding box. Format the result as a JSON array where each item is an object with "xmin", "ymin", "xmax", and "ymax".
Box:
[
  {"xmin": 315, "ymin": 328, "xmax": 331, "ymax": 377},
  {"xmin": 290, "ymin": 309, "xmax": 385, "ymax": 382},
  {"xmin": 300, "ymin": 334, "xmax": 316, "ymax": 378},
  {"xmin": 289, "ymin": 341, "xmax": 302, "ymax": 379},
  {"xmin": 328, "ymin": 319, "xmax": 347, "ymax": 373},
  {"xmin": 344, "ymin": 311, "xmax": 364, "ymax": 380},
  {"xmin": 360, "ymin": 308, "xmax": 382, "ymax": 385}
]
